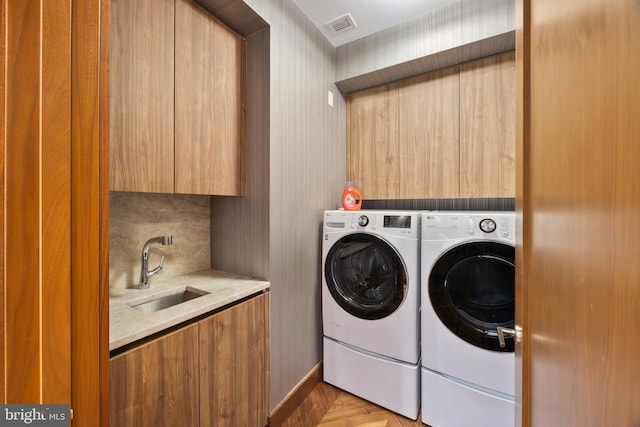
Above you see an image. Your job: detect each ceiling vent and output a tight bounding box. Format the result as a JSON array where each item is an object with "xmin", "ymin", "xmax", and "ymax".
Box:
[{"xmin": 325, "ymin": 13, "xmax": 357, "ymax": 34}]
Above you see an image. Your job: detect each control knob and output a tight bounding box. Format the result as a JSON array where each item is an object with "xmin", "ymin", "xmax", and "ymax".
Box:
[{"xmin": 479, "ymin": 218, "xmax": 497, "ymax": 233}]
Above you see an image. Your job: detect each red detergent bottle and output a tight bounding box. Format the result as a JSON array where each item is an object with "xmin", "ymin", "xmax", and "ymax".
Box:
[{"xmin": 342, "ymin": 181, "xmax": 362, "ymax": 211}]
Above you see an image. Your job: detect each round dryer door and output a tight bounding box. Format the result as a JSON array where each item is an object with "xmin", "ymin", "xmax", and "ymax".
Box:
[
  {"xmin": 429, "ymin": 241, "xmax": 515, "ymax": 352},
  {"xmin": 325, "ymin": 233, "xmax": 407, "ymax": 320}
]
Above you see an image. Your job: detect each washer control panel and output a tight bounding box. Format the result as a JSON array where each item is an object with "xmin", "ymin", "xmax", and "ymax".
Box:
[{"xmin": 323, "ymin": 210, "xmax": 420, "ymax": 238}]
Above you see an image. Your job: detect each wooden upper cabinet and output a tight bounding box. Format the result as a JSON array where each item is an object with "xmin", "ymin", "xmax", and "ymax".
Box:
[
  {"xmin": 110, "ymin": 0, "xmax": 175, "ymax": 193},
  {"xmin": 175, "ymin": 0, "xmax": 246, "ymax": 196},
  {"xmin": 346, "ymin": 52, "xmax": 515, "ymax": 200},
  {"xmin": 347, "ymin": 67, "xmax": 461, "ymax": 201},
  {"xmin": 347, "ymin": 84, "xmax": 400, "ymax": 199},
  {"xmin": 460, "ymin": 51, "xmax": 516, "ymax": 198},
  {"xmin": 398, "ymin": 66, "xmax": 460, "ymax": 199},
  {"xmin": 110, "ymin": 0, "xmax": 246, "ymax": 195}
]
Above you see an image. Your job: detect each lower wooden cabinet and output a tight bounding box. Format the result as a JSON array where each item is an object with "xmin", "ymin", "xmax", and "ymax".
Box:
[
  {"xmin": 110, "ymin": 292, "xmax": 269, "ymax": 427},
  {"xmin": 200, "ymin": 292, "xmax": 269, "ymax": 426}
]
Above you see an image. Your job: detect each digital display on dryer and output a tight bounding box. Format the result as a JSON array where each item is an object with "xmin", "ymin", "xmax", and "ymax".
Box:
[{"xmin": 384, "ymin": 215, "xmax": 412, "ymax": 229}]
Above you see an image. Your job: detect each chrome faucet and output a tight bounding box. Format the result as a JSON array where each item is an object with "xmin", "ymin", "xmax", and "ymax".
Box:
[{"xmin": 139, "ymin": 235, "xmax": 173, "ymax": 289}]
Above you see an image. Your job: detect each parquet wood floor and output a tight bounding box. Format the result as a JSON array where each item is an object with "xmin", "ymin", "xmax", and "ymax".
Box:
[{"xmin": 279, "ymin": 380, "xmax": 424, "ymax": 427}]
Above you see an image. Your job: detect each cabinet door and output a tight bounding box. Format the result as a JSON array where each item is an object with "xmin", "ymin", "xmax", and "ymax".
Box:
[
  {"xmin": 460, "ymin": 51, "xmax": 516, "ymax": 197},
  {"xmin": 199, "ymin": 293, "xmax": 269, "ymax": 427},
  {"xmin": 110, "ymin": 324, "xmax": 199, "ymax": 427},
  {"xmin": 110, "ymin": 0, "xmax": 175, "ymax": 193},
  {"xmin": 398, "ymin": 66, "xmax": 460, "ymax": 199},
  {"xmin": 347, "ymin": 83, "xmax": 400, "ymax": 199},
  {"xmin": 175, "ymin": 0, "xmax": 246, "ymax": 196}
]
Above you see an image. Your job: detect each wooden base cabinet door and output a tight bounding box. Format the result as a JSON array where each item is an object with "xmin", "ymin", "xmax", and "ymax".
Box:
[
  {"xmin": 199, "ymin": 294, "xmax": 269, "ymax": 427},
  {"xmin": 110, "ymin": 324, "xmax": 200, "ymax": 427}
]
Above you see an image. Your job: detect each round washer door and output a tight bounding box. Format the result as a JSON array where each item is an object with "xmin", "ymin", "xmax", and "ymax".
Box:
[
  {"xmin": 429, "ymin": 241, "xmax": 515, "ymax": 352},
  {"xmin": 325, "ymin": 233, "xmax": 407, "ymax": 320}
]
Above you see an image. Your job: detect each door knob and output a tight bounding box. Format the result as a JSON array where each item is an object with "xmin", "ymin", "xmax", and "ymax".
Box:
[{"xmin": 497, "ymin": 325, "xmax": 523, "ymax": 348}]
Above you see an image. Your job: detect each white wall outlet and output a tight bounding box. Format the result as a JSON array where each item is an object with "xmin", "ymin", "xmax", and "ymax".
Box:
[{"xmin": 328, "ymin": 90, "xmax": 334, "ymax": 107}]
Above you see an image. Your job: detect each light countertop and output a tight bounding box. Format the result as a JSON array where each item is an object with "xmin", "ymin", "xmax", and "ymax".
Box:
[{"xmin": 110, "ymin": 269, "xmax": 270, "ymax": 351}]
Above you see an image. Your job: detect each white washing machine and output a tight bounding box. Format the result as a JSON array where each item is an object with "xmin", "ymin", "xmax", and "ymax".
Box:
[
  {"xmin": 322, "ymin": 210, "xmax": 421, "ymax": 420},
  {"xmin": 421, "ymin": 211, "xmax": 516, "ymax": 427}
]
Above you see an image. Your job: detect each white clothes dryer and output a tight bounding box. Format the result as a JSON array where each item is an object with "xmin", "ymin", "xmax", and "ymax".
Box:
[
  {"xmin": 421, "ymin": 211, "xmax": 516, "ymax": 427},
  {"xmin": 322, "ymin": 210, "xmax": 421, "ymax": 420}
]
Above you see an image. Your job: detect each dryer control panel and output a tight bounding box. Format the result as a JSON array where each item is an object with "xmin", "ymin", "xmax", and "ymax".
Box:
[{"xmin": 422, "ymin": 212, "xmax": 515, "ymax": 241}]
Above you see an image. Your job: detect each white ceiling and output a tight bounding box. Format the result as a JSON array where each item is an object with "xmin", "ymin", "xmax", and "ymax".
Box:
[{"xmin": 292, "ymin": 0, "xmax": 458, "ymax": 47}]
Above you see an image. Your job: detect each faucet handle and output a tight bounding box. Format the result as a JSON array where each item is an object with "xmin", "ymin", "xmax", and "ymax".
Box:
[{"xmin": 148, "ymin": 256, "xmax": 165, "ymax": 277}]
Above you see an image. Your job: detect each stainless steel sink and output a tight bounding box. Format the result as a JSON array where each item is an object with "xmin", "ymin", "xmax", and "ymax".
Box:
[{"xmin": 129, "ymin": 287, "xmax": 209, "ymax": 314}]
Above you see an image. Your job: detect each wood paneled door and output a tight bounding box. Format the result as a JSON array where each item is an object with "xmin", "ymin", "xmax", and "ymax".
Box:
[
  {"xmin": 1, "ymin": 0, "xmax": 109, "ymax": 424},
  {"xmin": 516, "ymin": 0, "xmax": 640, "ymax": 425},
  {"xmin": 3, "ymin": 0, "xmax": 71, "ymax": 403}
]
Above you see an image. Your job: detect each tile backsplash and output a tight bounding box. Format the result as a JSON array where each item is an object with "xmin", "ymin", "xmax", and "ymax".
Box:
[{"xmin": 109, "ymin": 192, "xmax": 211, "ymax": 289}]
